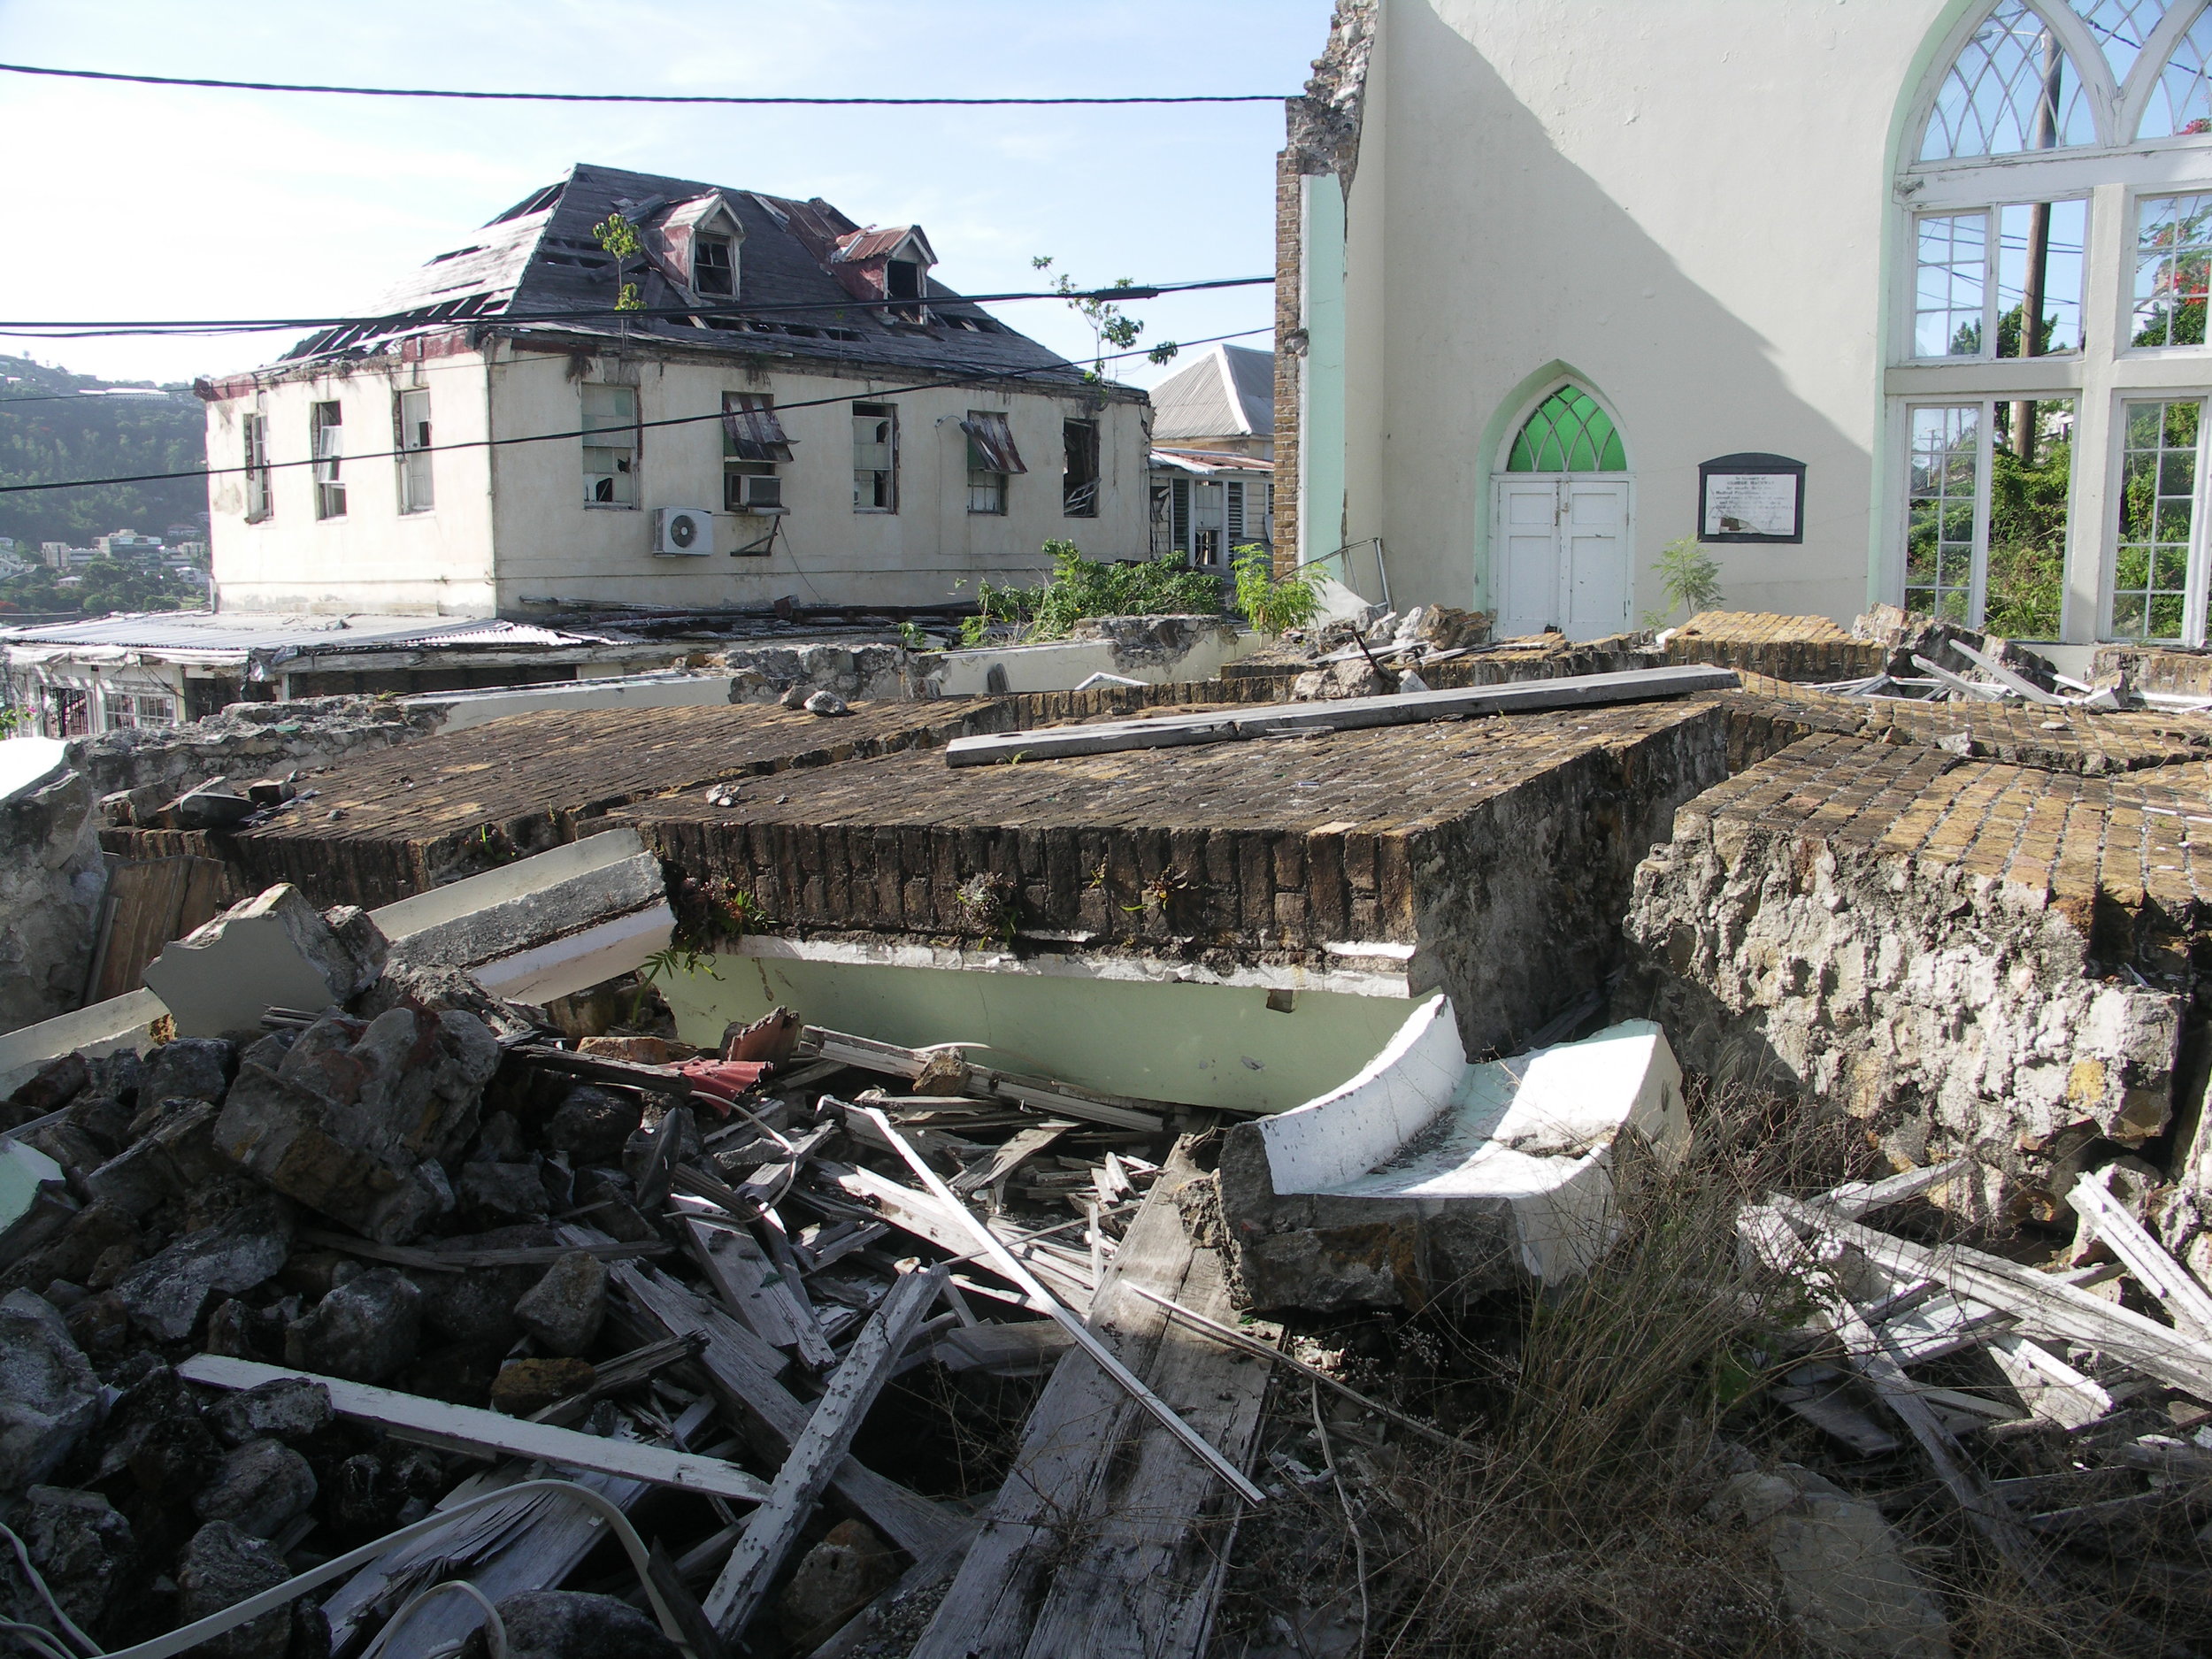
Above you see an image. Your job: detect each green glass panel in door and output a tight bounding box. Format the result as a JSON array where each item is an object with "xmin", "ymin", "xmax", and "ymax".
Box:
[{"xmin": 1505, "ymin": 388, "xmax": 1628, "ymax": 472}]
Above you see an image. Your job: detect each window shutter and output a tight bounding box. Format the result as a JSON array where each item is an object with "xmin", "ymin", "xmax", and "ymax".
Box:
[
  {"xmin": 1171, "ymin": 479, "xmax": 1190, "ymax": 552},
  {"xmin": 1226, "ymin": 480, "xmax": 1245, "ymax": 541}
]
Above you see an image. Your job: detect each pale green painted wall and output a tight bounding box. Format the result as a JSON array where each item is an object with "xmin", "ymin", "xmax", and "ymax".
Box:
[{"xmin": 662, "ymin": 954, "xmax": 1417, "ymax": 1113}]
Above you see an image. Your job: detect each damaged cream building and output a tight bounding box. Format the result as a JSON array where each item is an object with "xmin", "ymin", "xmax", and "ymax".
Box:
[
  {"xmin": 197, "ymin": 164, "xmax": 1148, "ymax": 617},
  {"xmin": 1284, "ymin": 1, "xmax": 2212, "ymax": 646}
]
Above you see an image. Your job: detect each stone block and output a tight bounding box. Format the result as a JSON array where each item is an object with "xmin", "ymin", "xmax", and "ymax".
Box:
[
  {"xmin": 142, "ymin": 883, "xmax": 388, "ymax": 1037},
  {"xmin": 112, "ymin": 1197, "xmax": 293, "ymax": 1341},
  {"xmin": 0, "ymin": 1290, "xmax": 100, "ymax": 1492},
  {"xmin": 211, "ymin": 1007, "xmax": 495, "ymax": 1243}
]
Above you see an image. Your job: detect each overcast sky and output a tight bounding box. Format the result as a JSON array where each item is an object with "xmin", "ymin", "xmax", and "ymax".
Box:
[{"xmin": 0, "ymin": 1, "xmax": 1327, "ymax": 388}]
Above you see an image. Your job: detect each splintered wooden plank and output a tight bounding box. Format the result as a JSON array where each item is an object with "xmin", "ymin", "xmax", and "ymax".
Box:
[
  {"xmin": 951, "ymin": 1121, "xmax": 1075, "ymax": 1195},
  {"xmin": 177, "ymin": 1355, "xmax": 768, "ymax": 1503},
  {"xmin": 704, "ymin": 1267, "xmax": 944, "ymax": 1639},
  {"xmin": 826, "ymin": 1162, "xmax": 1098, "ymax": 1313},
  {"xmin": 2065, "ymin": 1170, "xmax": 2212, "ymax": 1342},
  {"xmin": 601, "ymin": 1251, "xmax": 960, "ymax": 1558},
  {"xmin": 910, "ymin": 1142, "xmax": 1273, "ymax": 1659},
  {"xmin": 685, "ymin": 1214, "xmax": 803, "ymax": 1348}
]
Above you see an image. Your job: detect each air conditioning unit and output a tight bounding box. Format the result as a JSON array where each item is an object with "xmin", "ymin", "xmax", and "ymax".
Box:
[
  {"xmin": 653, "ymin": 507, "xmax": 713, "ymax": 557},
  {"xmin": 729, "ymin": 473, "xmax": 785, "ymax": 514}
]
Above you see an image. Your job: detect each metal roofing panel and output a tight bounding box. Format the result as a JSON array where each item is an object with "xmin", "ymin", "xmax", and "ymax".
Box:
[{"xmin": 0, "ymin": 612, "xmax": 610, "ymax": 656}]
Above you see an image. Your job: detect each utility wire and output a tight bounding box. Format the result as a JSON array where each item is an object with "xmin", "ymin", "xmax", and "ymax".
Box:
[
  {"xmin": 0, "ymin": 277, "xmax": 1273, "ymax": 341},
  {"xmin": 0, "ymin": 61, "xmax": 1293, "ymax": 105},
  {"xmin": 0, "ymin": 326, "xmax": 1270, "ymax": 495}
]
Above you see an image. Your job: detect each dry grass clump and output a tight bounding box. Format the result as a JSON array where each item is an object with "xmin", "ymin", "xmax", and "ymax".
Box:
[{"xmin": 1212, "ymin": 1080, "xmax": 2204, "ymax": 1658}]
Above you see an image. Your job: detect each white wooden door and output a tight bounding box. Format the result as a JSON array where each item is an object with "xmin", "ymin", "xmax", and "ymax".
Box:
[
  {"xmin": 1562, "ymin": 480, "xmax": 1631, "ymax": 638},
  {"xmin": 1489, "ymin": 476, "xmax": 1632, "ymax": 641},
  {"xmin": 1494, "ymin": 478, "xmax": 1563, "ymax": 637}
]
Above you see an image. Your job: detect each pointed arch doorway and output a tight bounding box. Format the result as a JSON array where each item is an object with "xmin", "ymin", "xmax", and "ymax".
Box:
[{"xmin": 1490, "ymin": 386, "xmax": 1634, "ymax": 640}]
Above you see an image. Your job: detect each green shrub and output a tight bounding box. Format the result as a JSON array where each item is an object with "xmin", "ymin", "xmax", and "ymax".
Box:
[
  {"xmin": 957, "ymin": 540, "xmax": 1224, "ymax": 644},
  {"xmin": 1233, "ymin": 543, "xmax": 1322, "ymax": 637},
  {"xmin": 1644, "ymin": 537, "xmax": 1724, "ymax": 627}
]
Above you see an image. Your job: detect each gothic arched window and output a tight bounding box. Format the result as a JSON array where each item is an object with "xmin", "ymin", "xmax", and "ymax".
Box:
[{"xmin": 1895, "ymin": 0, "xmax": 2212, "ymax": 641}]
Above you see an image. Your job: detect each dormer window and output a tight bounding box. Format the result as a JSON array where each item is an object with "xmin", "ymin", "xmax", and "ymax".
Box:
[
  {"xmin": 885, "ymin": 257, "xmax": 923, "ymax": 320},
  {"xmin": 695, "ymin": 234, "xmax": 734, "ymax": 297}
]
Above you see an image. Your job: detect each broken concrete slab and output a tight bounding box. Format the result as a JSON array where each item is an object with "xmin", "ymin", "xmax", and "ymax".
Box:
[
  {"xmin": 0, "ymin": 989, "xmax": 168, "ymax": 1099},
  {"xmin": 1220, "ymin": 995, "xmax": 1689, "ymax": 1311},
  {"xmin": 372, "ymin": 830, "xmax": 673, "ymax": 1007},
  {"xmin": 1723, "ymin": 1465, "xmax": 1951, "ymax": 1658},
  {"xmin": 142, "ymin": 883, "xmax": 388, "ymax": 1037},
  {"xmin": 212, "ymin": 1007, "xmax": 497, "ymax": 1243},
  {"xmin": 943, "ymin": 664, "xmax": 1741, "ymax": 765}
]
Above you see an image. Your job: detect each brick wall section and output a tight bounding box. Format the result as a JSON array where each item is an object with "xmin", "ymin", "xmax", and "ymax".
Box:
[
  {"xmin": 93, "ymin": 684, "xmax": 1310, "ymax": 910},
  {"xmin": 1272, "ymin": 148, "xmax": 1304, "ymax": 571},
  {"xmin": 624, "ymin": 698, "xmax": 1734, "ymax": 1058},
  {"xmin": 2092, "ymin": 644, "xmax": 2212, "ymax": 697},
  {"xmin": 1726, "ymin": 672, "xmax": 2212, "ymax": 772},
  {"xmin": 1662, "ymin": 611, "xmax": 1888, "ymax": 684},
  {"xmin": 1627, "ymin": 731, "xmax": 2208, "ymax": 1213}
]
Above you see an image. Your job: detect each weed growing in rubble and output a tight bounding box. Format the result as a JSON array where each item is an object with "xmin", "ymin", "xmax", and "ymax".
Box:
[
  {"xmin": 1644, "ymin": 536, "xmax": 1724, "ymax": 627},
  {"xmin": 1233, "ymin": 542, "xmax": 1323, "ymax": 636},
  {"xmin": 626, "ymin": 943, "xmax": 718, "ymax": 1025},
  {"xmin": 955, "ymin": 540, "xmax": 1225, "ymax": 645}
]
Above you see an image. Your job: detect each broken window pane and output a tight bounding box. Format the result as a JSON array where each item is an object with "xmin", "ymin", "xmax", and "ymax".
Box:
[
  {"xmin": 2134, "ymin": 193, "xmax": 2212, "ymax": 346},
  {"xmin": 2114, "ymin": 398, "xmax": 2198, "ymax": 638},
  {"xmin": 1916, "ymin": 212, "xmax": 1988, "ymax": 357},
  {"xmin": 242, "ymin": 412, "xmax": 272, "ymax": 523},
  {"xmin": 1997, "ymin": 199, "xmax": 2084, "ymax": 354},
  {"xmin": 1062, "ymin": 419, "xmax": 1099, "ymax": 517},
  {"xmin": 1921, "ymin": 2, "xmax": 2094, "ymax": 161},
  {"xmin": 1906, "ymin": 404, "xmax": 1980, "ymax": 621},
  {"xmin": 1986, "ymin": 396, "xmax": 2072, "ymax": 637},
  {"xmin": 694, "ymin": 234, "xmax": 734, "ymax": 297},
  {"xmin": 311, "ymin": 401, "xmax": 346, "ymax": 520},
  {"xmin": 964, "ymin": 411, "xmax": 1020, "ymax": 513},
  {"xmin": 396, "ymin": 388, "xmax": 433, "ymax": 513},
  {"xmin": 581, "ymin": 384, "xmax": 638, "ymax": 507},
  {"xmin": 853, "ymin": 403, "xmax": 895, "ymax": 512}
]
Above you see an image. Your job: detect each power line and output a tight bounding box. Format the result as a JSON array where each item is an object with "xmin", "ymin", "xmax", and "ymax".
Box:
[
  {"xmin": 0, "ymin": 326, "xmax": 1270, "ymax": 495},
  {"xmin": 0, "ymin": 277, "xmax": 1273, "ymax": 341},
  {"xmin": 0, "ymin": 61, "xmax": 1293, "ymax": 106}
]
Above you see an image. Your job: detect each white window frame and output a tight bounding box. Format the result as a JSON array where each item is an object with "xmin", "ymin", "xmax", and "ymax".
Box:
[
  {"xmin": 581, "ymin": 383, "xmax": 639, "ymax": 509},
  {"xmin": 395, "ymin": 388, "xmax": 434, "ymax": 514},
  {"xmin": 1890, "ymin": 0, "xmax": 2212, "ymax": 641},
  {"xmin": 311, "ymin": 401, "xmax": 345, "ymax": 520},
  {"xmin": 242, "ymin": 411, "xmax": 272, "ymax": 523},
  {"xmin": 852, "ymin": 402, "xmax": 897, "ymax": 513},
  {"xmin": 2104, "ymin": 390, "xmax": 2212, "ymax": 641}
]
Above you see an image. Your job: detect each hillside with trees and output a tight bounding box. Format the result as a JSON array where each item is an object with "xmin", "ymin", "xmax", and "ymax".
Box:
[{"xmin": 0, "ymin": 355, "xmax": 208, "ymax": 549}]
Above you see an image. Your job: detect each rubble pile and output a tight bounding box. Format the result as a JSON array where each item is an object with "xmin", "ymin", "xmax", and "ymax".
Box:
[{"xmin": 0, "ymin": 914, "xmax": 1216, "ymax": 1659}]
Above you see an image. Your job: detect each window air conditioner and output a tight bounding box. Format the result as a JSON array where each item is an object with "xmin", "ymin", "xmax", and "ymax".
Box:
[
  {"xmin": 730, "ymin": 473, "xmax": 785, "ymax": 514},
  {"xmin": 653, "ymin": 506, "xmax": 714, "ymax": 556}
]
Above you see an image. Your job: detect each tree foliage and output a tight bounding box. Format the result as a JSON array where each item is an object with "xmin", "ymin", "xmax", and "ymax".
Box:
[
  {"xmin": 0, "ymin": 355, "xmax": 207, "ymax": 548},
  {"xmin": 960, "ymin": 539, "xmax": 1224, "ymax": 644}
]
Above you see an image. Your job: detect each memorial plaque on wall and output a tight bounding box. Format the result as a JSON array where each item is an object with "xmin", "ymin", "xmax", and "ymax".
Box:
[{"xmin": 1698, "ymin": 452, "xmax": 1805, "ymax": 544}]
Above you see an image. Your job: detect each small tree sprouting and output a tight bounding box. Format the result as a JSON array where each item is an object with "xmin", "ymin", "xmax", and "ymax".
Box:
[
  {"xmin": 1644, "ymin": 537, "xmax": 1724, "ymax": 628},
  {"xmin": 1032, "ymin": 257, "xmax": 1177, "ymax": 378},
  {"xmin": 592, "ymin": 211, "xmax": 645, "ymax": 312}
]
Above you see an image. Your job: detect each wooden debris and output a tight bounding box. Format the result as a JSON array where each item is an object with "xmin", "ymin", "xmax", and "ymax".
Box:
[
  {"xmin": 863, "ymin": 1108, "xmax": 1264, "ymax": 1508},
  {"xmin": 178, "ymin": 1354, "xmax": 770, "ymax": 1502},
  {"xmin": 2065, "ymin": 1168, "xmax": 2212, "ymax": 1342},
  {"xmin": 703, "ymin": 1266, "xmax": 946, "ymax": 1639},
  {"xmin": 910, "ymin": 1140, "xmax": 1272, "ymax": 1659}
]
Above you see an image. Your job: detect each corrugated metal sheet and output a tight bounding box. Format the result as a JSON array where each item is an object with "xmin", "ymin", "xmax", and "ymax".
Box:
[
  {"xmin": 0, "ymin": 612, "xmax": 616, "ymax": 659},
  {"xmin": 1148, "ymin": 447, "xmax": 1274, "ymax": 476},
  {"xmin": 1150, "ymin": 344, "xmax": 1275, "ymax": 442}
]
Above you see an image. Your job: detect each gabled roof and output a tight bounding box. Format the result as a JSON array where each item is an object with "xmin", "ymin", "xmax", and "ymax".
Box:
[
  {"xmin": 1148, "ymin": 343, "xmax": 1274, "ymax": 442},
  {"xmin": 272, "ymin": 163, "xmax": 1094, "ymax": 389}
]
